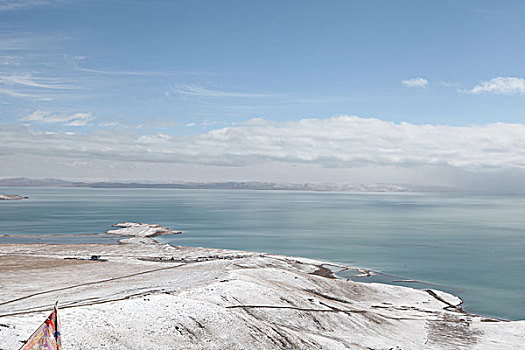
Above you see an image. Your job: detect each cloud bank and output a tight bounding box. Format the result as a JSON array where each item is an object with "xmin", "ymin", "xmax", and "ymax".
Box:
[{"xmin": 3, "ymin": 116, "xmax": 525, "ymax": 172}]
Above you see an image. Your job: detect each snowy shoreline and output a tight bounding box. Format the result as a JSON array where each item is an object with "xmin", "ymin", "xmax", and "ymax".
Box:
[{"xmin": 0, "ymin": 225, "xmax": 524, "ymax": 349}]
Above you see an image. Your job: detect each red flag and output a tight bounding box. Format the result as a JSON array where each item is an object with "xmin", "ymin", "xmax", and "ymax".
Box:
[{"xmin": 20, "ymin": 304, "xmax": 62, "ymax": 350}]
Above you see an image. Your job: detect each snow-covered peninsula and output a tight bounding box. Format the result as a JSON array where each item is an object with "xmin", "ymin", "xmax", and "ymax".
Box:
[{"xmin": 0, "ymin": 224, "xmax": 523, "ymax": 349}]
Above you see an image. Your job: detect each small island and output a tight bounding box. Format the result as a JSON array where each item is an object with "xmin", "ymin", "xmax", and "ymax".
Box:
[
  {"xmin": 0, "ymin": 194, "xmax": 27, "ymax": 200},
  {"xmin": 107, "ymin": 222, "xmax": 182, "ymax": 238}
]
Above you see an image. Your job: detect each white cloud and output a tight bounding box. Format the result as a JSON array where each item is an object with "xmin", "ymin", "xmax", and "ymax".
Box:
[
  {"xmin": 0, "ymin": 74, "xmax": 74, "ymax": 100},
  {"xmin": 65, "ymin": 113, "xmax": 93, "ymax": 126},
  {"xmin": 74, "ymin": 66, "xmax": 192, "ymax": 76},
  {"xmin": 98, "ymin": 121, "xmax": 119, "ymax": 127},
  {"xmin": 402, "ymin": 78, "xmax": 428, "ymax": 88},
  {"xmin": 0, "ymin": 56, "xmax": 20, "ymax": 66},
  {"xmin": 0, "ymin": 88, "xmax": 52, "ymax": 100},
  {"xmin": 20, "ymin": 110, "xmax": 94, "ymax": 126},
  {"xmin": 1, "ymin": 32, "xmax": 70, "ymax": 51},
  {"xmin": 0, "ymin": 0, "xmax": 66, "ymax": 11},
  {"xmin": 167, "ymin": 84, "xmax": 280, "ymax": 98},
  {"xmin": 0, "ymin": 74, "xmax": 69, "ymax": 89},
  {"xmin": 467, "ymin": 77, "xmax": 525, "ymax": 95},
  {"xmin": 69, "ymin": 57, "xmax": 197, "ymax": 77},
  {"xmin": 3, "ymin": 116, "xmax": 525, "ymax": 172}
]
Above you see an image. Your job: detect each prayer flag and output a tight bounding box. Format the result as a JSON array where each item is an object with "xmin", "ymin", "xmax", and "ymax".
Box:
[{"xmin": 20, "ymin": 304, "xmax": 62, "ymax": 350}]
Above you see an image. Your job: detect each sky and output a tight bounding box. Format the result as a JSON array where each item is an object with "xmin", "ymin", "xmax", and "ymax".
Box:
[{"xmin": 1, "ymin": 0, "xmax": 525, "ymax": 191}]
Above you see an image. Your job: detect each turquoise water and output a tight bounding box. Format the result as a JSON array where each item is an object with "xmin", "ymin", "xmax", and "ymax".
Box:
[{"xmin": 1, "ymin": 187, "xmax": 524, "ymax": 320}]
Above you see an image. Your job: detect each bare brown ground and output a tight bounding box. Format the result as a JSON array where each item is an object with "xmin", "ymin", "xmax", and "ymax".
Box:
[{"xmin": 0, "ymin": 255, "xmax": 89, "ymax": 272}]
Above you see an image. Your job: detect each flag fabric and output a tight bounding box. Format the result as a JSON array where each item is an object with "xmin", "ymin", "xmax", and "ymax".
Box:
[{"xmin": 20, "ymin": 304, "xmax": 62, "ymax": 350}]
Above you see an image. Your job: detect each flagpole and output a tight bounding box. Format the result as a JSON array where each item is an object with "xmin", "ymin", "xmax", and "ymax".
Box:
[{"xmin": 54, "ymin": 301, "xmax": 62, "ymax": 350}]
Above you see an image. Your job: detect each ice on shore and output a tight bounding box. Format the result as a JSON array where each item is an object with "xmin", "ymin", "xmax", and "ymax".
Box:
[{"xmin": 0, "ymin": 230, "xmax": 524, "ymax": 349}]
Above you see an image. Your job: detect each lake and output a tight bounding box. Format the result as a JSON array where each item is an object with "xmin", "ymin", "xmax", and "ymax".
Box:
[{"xmin": 1, "ymin": 187, "xmax": 524, "ymax": 320}]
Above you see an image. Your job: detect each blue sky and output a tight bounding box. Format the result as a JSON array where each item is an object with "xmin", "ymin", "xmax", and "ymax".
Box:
[{"xmin": 2, "ymin": 0, "xmax": 525, "ymax": 189}]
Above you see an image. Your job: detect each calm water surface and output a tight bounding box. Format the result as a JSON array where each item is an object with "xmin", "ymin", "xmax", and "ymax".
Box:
[{"xmin": 1, "ymin": 187, "xmax": 524, "ymax": 320}]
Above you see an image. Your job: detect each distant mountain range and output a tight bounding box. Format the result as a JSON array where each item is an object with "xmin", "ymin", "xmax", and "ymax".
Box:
[
  {"xmin": 0, "ymin": 178, "xmax": 75, "ymax": 186},
  {"xmin": 0, "ymin": 178, "xmax": 451, "ymax": 193}
]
